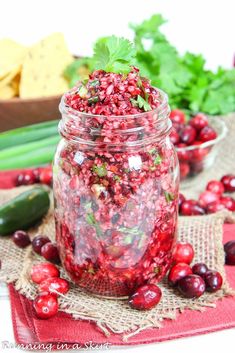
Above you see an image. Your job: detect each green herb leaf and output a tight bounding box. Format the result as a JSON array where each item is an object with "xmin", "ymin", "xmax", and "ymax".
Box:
[
  {"xmin": 93, "ymin": 36, "xmax": 136, "ymax": 74},
  {"xmin": 92, "ymin": 164, "xmax": 107, "ymax": 177},
  {"xmin": 85, "ymin": 213, "xmax": 103, "ymax": 237},
  {"xmin": 164, "ymin": 191, "xmax": 175, "ymax": 203},
  {"xmin": 154, "ymin": 154, "xmax": 162, "ymax": 165},
  {"xmin": 88, "ymin": 96, "xmax": 99, "ymax": 105},
  {"xmin": 137, "ymin": 95, "xmax": 151, "ymax": 111}
]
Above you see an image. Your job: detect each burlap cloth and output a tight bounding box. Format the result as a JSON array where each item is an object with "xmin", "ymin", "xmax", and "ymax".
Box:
[{"xmin": 0, "ymin": 113, "xmax": 235, "ymax": 340}]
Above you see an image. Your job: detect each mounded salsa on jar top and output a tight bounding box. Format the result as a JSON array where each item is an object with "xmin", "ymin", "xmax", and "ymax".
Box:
[{"xmin": 53, "ymin": 38, "xmax": 179, "ymax": 297}]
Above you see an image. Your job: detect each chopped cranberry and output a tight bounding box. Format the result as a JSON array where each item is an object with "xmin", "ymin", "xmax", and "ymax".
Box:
[
  {"xmin": 168, "ymin": 263, "xmax": 192, "ymax": 286},
  {"xmin": 220, "ymin": 174, "xmax": 235, "ymax": 192},
  {"xmin": 224, "ymin": 241, "xmax": 235, "ymax": 265},
  {"xmin": 199, "ymin": 191, "xmax": 220, "ymax": 208},
  {"xmin": 177, "ymin": 274, "xmax": 205, "ymax": 298},
  {"xmin": 204, "ymin": 270, "xmax": 223, "ymax": 292},
  {"xmin": 16, "ymin": 170, "xmax": 36, "ymax": 186},
  {"xmin": 206, "ymin": 180, "xmax": 224, "ymax": 196},
  {"xmin": 169, "ymin": 109, "xmax": 186, "ymax": 124},
  {"xmin": 192, "ymin": 263, "xmax": 208, "ymax": 277},
  {"xmin": 220, "ymin": 196, "xmax": 235, "ymax": 211},
  {"xmin": 199, "ymin": 126, "xmax": 217, "ymax": 142},
  {"xmin": 39, "ymin": 277, "xmax": 70, "ymax": 295},
  {"xmin": 180, "ymin": 125, "xmax": 197, "ymax": 145},
  {"xmin": 33, "ymin": 292, "xmax": 58, "ymax": 319},
  {"xmin": 172, "ymin": 242, "xmax": 194, "ymax": 265},
  {"xmin": 180, "ymin": 200, "xmax": 205, "ymax": 216},
  {"xmin": 206, "ymin": 201, "xmax": 225, "ymax": 214},
  {"xmin": 128, "ymin": 284, "xmax": 162, "ymax": 310},
  {"xmin": 189, "ymin": 113, "xmax": 208, "ymax": 131},
  {"xmin": 32, "ymin": 235, "xmax": 51, "ymax": 255},
  {"xmin": 12, "ymin": 230, "xmax": 31, "ymax": 248},
  {"xmin": 39, "ymin": 167, "xmax": 53, "ymax": 186},
  {"xmin": 41, "ymin": 243, "xmax": 61, "ymax": 264},
  {"xmin": 178, "ymin": 193, "xmax": 186, "ymax": 210},
  {"xmin": 170, "ymin": 129, "xmax": 180, "ymax": 145},
  {"xmin": 30, "ymin": 263, "xmax": 60, "ymax": 284},
  {"xmin": 179, "ymin": 162, "xmax": 190, "ymax": 180}
]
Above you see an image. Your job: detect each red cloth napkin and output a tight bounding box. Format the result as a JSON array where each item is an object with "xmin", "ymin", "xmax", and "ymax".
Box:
[{"xmin": 1, "ymin": 170, "xmax": 235, "ymax": 346}]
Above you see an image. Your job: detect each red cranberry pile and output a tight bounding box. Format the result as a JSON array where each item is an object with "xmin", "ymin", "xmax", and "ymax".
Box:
[
  {"xmin": 169, "ymin": 110, "xmax": 217, "ymax": 180},
  {"xmin": 54, "ymin": 68, "xmax": 179, "ymax": 297},
  {"xmin": 15, "ymin": 165, "xmax": 52, "ymax": 187},
  {"xmin": 12, "ymin": 231, "xmax": 60, "ymax": 264},
  {"xmin": 168, "ymin": 242, "xmax": 223, "ymax": 298},
  {"xmin": 31, "ymin": 262, "xmax": 69, "ymax": 319},
  {"xmin": 179, "ymin": 174, "xmax": 235, "ymax": 216}
]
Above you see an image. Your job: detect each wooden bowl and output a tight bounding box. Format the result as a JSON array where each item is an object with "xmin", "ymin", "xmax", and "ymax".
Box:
[{"xmin": 0, "ymin": 95, "xmax": 61, "ymax": 132}]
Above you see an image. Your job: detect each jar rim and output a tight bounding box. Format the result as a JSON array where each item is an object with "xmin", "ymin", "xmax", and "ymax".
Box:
[{"xmin": 59, "ymin": 87, "xmax": 169, "ymax": 119}]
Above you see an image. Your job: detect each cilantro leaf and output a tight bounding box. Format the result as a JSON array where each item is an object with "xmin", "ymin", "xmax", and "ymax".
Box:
[
  {"xmin": 92, "ymin": 164, "xmax": 107, "ymax": 177},
  {"xmin": 93, "ymin": 36, "xmax": 136, "ymax": 74},
  {"xmin": 64, "ymin": 57, "xmax": 94, "ymax": 88}
]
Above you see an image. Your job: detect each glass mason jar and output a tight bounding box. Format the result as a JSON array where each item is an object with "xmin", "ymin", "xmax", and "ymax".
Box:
[{"xmin": 53, "ymin": 89, "xmax": 179, "ymax": 298}]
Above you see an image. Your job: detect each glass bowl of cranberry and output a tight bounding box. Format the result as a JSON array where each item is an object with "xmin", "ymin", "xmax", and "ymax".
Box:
[{"xmin": 169, "ymin": 110, "xmax": 227, "ymax": 185}]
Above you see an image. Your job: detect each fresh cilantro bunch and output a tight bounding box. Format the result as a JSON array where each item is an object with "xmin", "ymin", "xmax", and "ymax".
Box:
[
  {"xmin": 93, "ymin": 36, "xmax": 136, "ymax": 74},
  {"xmin": 131, "ymin": 14, "xmax": 235, "ymax": 115}
]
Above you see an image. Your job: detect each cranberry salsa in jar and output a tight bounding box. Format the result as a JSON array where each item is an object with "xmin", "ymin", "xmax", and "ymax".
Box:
[{"xmin": 53, "ymin": 40, "xmax": 179, "ymax": 297}]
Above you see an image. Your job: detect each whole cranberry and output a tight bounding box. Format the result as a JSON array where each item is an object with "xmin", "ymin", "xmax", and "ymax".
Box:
[
  {"xmin": 224, "ymin": 241, "xmax": 235, "ymax": 265},
  {"xmin": 199, "ymin": 191, "xmax": 220, "ymax": 208},
  {"xmin": 170, "ymin": 109, "xmax": 186, "ymax": 124},
  {"xmin": 220, "ymin": 174, "xmax": 235, "ymax": 192},
  {"xmin": 30, "ymin": 263, "xmax": 60, "ymax": 284},
  {"xmin": 204, "ymin": 270, "xmax": 223, "ymax": 292},
  {"xmin": 199, "ymin": 126, "xmax": 217, "ymax": 142},
  {"xmin": 206, "ymin": 180, "xmax": 224, "ymax": 196},
  {"xmin": 39, "ymin": 277, "xmax": 70, "ymax": 295},
  {"xmin": 192, "ymin": 263, "xmax": 208, "ymax": 277},
  {"xmin": 33, "ymin": 292, "xmax": 58, "ymax": 319},
  {"xmin": 12, "ymin": 230, "xmax": 31, "ymax": 248},
  {"xmin": 128, "ymin": 284, "xmax": 162, "ymax": 310},
  {"xmin": 173, "ymin": 242, "xmax": 194, "ymax": 265},
  {"xmin": 191, "ymin": 141, "xmax": 209, "ymax": 162},
  {"xmin": 220, "ymin": 196, "xmax": 235, "ymax": 211},
  {"xmin": 172, "ymin": 122, "xmax": 184, "ymax": 133},
  {"xmin": 170, "ymin": 129, "xmax": 180, "ymax": 145},
  {"xmin": 178, "ymin": 193, "xmax": 186, "ymax": 210},
  {"xmin": 180, "ymin": 200, "xmax": 206, "ymax": 216},
  {"xmin": 179, "ymin": 162, "xmax": 190, "ymax": 180},
  {"xmin": 168, "ymin": 263, "xmax": 192, "ymax": 286},
  {"xmin": 32, "ymin": 168, "xmax": 41, "ymax": 183},
  {"xmin": 206, "ymin": 201, "xmax": 225, "ymax": 214},
  {"xmin": 41, "ymin": 243, "xmax": 60, "ymax": 264},
  {"xmin": 15, "ymin": 170, "xmax": 36, "ymax": 186},
  {"xmin": 180, "ymin": 125, "xmax": 197, "ymax": 145},
  {"xmin": 39, "ymin": 166, "xmax": 53, "ymax": 186},
  {"xmin": 178, "ymin": 275, "xmax": 206, "ymax": 298},
  {"xmin": 177, "ymin": 143, "xmax": 191, "ymax": 162},
  {"xmin": 189, "ymin": 113, "xmax": 208, "ymax": 131},
  {"xmin": 32, "ymin": 235, "xmax": 51, "ymax": 255}
]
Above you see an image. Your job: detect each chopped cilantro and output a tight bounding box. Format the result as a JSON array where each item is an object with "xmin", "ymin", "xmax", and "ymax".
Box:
[
  {"xmin": 164, "ymin": 191, "xmax": 175, "ymax": 203},
  {"xmin": 154, "ymin": 155, "xmax": 162, "ymax": 165},
  {"xmin": 92, "ymin": 164, "xmax": 107, "ymax": 177},
  {"xmin": 88, "ymin": 96, "xmax": 99, "ymax": 105},
  {"xmin": 85, "ymin": 213, "xmax": 103, "ymax": 237}
]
